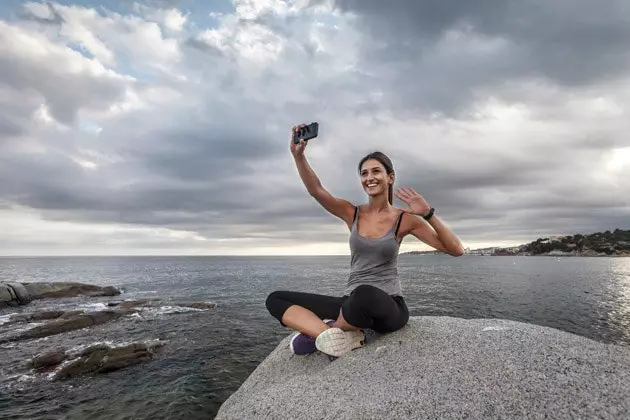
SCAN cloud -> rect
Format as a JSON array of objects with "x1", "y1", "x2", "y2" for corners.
[
  {"x1": 324, "y1": 0, "x2": 630, "y2": 115},
  {"x1": 0, "y1": 0, "x2": 628, "y2": 255}
]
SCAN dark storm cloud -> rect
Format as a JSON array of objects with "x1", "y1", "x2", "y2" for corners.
[
  {"x1": 0, "y1": 87, "x2": 313, "y2": 237},
  {"x1": 0, "y1": 123, "x2": 285, "y2": 214},
  {"x1": 325, "y1": 0, "x2": 630, "y2": 115}
]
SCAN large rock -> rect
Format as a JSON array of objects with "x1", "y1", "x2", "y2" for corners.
[
  {"x1": 0, "y1": 283, "x2": 18, "y2": 307},
  {"x1": 106, "y1": 299, "x2": 216, "y2": 311},
  {"x1": 6, "y1": 282, "x2": 31, "y2": 304},
  {"x1": 21, "y1": 282, "x2": 120, "y2": 299},
  {"x1": 8, "y1": 310, "x2": 66, "y2": 324},
  {"x1": 1, "y1": 310, "x2": 137, "y2": 343},
  {"x1": 27, "y1": 347, "x2": 68, "y2": 370},
  {"x1": 23, "y1": 340, "x2": 167, "y2": 379},
  {"x1": 0, "y1": 282, "x2": 32, "y2": 307},
  {"x1": 216, "y1": 316, "x2": 630, "y2": 420},
  {"x1": 0, "y1": 281, "x2": 120, "y2": 308}
]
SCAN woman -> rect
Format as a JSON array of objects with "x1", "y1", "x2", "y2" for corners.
[{"x1": 266, "y1": 124, "x2": 465, "y2": 358}]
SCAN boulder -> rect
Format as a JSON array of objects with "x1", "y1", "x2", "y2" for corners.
[
  {"x1": 2, "y1": 310, "x2": 132, "y2": 343},
  {"x1": 215, "y1": 316, "x2": 630, "y2": 420},
  {"x1": 21, "y1": 282, "x2": 120, "y2": 299},
  {"x1": 50, "y1": 339, "x2": 167, "y2": 380},
  {"x1": 116, "y1": 299, "x2": 161, "y2": 309},
  {"x1": 178, "y1": 301, "x2": 217, "y2": 310},
  {"x1": 57, "y1": 309, "x2": 88, "y2": 319},
  {"x1": 107, "y1": 298, "x2": 217, "y2": 313},
  {"x1": 27, "y1": 348, "x2": 68, "y2": 370},
  {"x1": 6, "y1": 282, "x2": 31, "y2": 304},
  {"x1": 0, "y1": 281, "x2": 120, "y2": 308},
  {"x1": 105, "y1": 299, "x2": 216, "y2": 311},
  {"x1": 0, "y1": 283, "x2": 16, "y2": 307},
  {"x1": 0, "y1": 283, "x2": 32, "y2": 307},
  {"x1": 9, "y1": 310, "x2": 66, "y2": 324}
]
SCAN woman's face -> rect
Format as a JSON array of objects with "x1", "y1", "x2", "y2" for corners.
[{"x1": 360, "y1": 159, "x2": 392, "y2": 197}]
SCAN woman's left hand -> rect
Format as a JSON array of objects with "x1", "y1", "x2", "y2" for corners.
[{"x1": 394, "y1": 187, "x2": 431, "y2": 217}]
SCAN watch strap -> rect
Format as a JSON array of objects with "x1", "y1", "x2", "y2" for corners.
[{"x1": 422, "y1": 207, "x2": 435, "y2": 220}]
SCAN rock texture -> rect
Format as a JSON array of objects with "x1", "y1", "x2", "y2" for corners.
[
  {"x1": 0, "y1": 283, "x2": 32, "y2": 307},
  {"x1": 0, "y1": 309, "x2": 138, "y2": 343},
  {"x1": 106, "y1": 299, "x2": 216, "y2": 311},
  {"x1": 25, "y1": 340, "x2": 167, "y2": 380},
  {"x1": 216, "y1": 316, "x2": 630, "y2": 420},
  {"x1": 21, "y1": 282, "x2": 120, "y2": 300},
  {"x1": 0, "y1": 281, "x2": 120, "y2": 308}
]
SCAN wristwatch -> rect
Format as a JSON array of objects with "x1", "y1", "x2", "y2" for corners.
[{"x1": 422, "y1": 207, "x2": 435, "y2": 221}]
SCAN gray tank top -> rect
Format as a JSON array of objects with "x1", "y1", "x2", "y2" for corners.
[{"x1": 344, "y1": 206, "x2": 404, "y2": 297}]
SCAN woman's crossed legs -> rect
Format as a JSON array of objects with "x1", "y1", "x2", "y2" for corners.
[{"x1": 265, "y1": 284, "x2": 409, "y2": 356}]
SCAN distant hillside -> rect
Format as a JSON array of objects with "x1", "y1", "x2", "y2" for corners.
[
  {"x1": 494, "y1": 229, "x2": 630, "y2": 257},
  {"x1": 401, "y1": 228, "x2": 630, "y2": 257}
]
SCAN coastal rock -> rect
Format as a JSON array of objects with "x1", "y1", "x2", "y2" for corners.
[
  {"x1": 0, "y1": 281, "x2": 121, "y2": 308},
  {"x1": 108, "y1": 298, "x2": 160, "y2": 308},
  {"x1": 53, "y1": 340, "x2": 167, "y2": 380},
  {"x1": 179, "y1": 301, "x2": 217, "y2": 310},
  {"x1": 216, "y1": 316, "x2": 630, "y2": 420},
  {"x1": 23, "y1": 340, "x2": 167, "y2": 380},
  {"x1": 8, "y1": 310, "x2": 66, "y2": 324},
  {"x1": 2, "y1": 310, "x2": 135, "y2": 343},
  {"x1": 21, "y1": 282, "x2": 120, "y2": 299},
  {"x1": 6, "y1": 282, "x2": 32, "y2": 305},
  {"x1": 0, "y1": 283, "x2": 32, "y2": 307},
  {"x1": 27, "y1": 348, "x2": 68, "y2": 370},
  {"x1": 106, "y1": 299, "x2": 216, "y2": 311},
  {"x1": 0, "y1": 283, "x2": 15, "y2": 306}
]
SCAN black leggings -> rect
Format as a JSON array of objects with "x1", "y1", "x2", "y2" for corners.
[{"x1": 265, "y1": 284, "x2": 409, "y2": 334}]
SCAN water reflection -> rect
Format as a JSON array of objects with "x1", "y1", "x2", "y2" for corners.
[{"x1": 605, "y1": 258, "x2": 630, "y2": 344}]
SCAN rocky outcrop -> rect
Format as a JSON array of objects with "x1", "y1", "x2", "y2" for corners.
[
  {"x1": 0, "y1": 282, "x2": 120, "y2": 308},
  {"x1": 27, "y1": 347, "x2": 68, "y2": 370},
  {"x1": 21, "y1": 282, "x2": 120, "y2": 300},
  {"x1": 0, "y1": 283, "x2": 32, "y2": 307},
  {"x1": 216, "y1": 316, "x2": 630, "y2": 420},
  {"x1": 7, "y1": 310, "x2": 68, "y2": 324},
  {"x1": 2, "y1": 300, "x2": 216, "y2": 343},
  {"x1": 25, "y1": 340, "x2": 167, "y2": 380},
  {"x1": 0, "y1": 309, "x2": 138, "y2": 343},
  {"x1": 106, "y1": 299, "x2": 216, "y2": 311}
]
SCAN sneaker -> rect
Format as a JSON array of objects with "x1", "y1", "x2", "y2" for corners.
[
  {"x1": 289, "y1": 319, "x2": 336, "y2": 355},
  {"x1": 315, "y1": 327, "x2": 365, "y2": 357}
]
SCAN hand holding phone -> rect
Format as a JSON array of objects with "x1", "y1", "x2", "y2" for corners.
[{"x1": 292, "y1": 122, "x2": 319, "y2": 144}]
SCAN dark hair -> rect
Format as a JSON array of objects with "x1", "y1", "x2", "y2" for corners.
[{"x1": 358, "y1": 151, "x2": 395, "y2": 204}]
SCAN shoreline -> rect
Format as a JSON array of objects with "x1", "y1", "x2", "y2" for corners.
[{"x1": 401, "y1": 252, "x2": 630, "y2": 257}]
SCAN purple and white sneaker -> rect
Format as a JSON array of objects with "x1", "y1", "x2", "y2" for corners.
[{"x1": 289, "y1": 319, "x2": 336, "y2": 355}]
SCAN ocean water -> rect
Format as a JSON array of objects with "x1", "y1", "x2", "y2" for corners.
[{"x1": 0, "y1": 255, "x2": 629, "y2": 419}]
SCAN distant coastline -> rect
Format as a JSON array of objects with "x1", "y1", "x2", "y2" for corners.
[{"x1": 402, "y1": 228, "x2": 630, "y2": 257}]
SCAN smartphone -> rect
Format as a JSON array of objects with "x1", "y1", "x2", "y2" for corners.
[{"x1": 293, "y1": 122, "x2": 319, "y2": 144}]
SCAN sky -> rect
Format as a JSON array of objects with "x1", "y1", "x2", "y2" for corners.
[{"x1": 0, "y1": 0, "x2": 629, "y2": 256}]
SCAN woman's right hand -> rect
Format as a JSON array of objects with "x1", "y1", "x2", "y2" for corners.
[{"x1": 290, "y1": 124, "x2": 308, "y2": 158}]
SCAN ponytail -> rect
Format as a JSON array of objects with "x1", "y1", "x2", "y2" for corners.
[{"x1": 388, "y1": 184, "x2": 393, "y2": 205}]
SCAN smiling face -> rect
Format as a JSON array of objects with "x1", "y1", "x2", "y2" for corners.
[{"x1": 360, "y1": 158, "x2": 394, "y2": 198}]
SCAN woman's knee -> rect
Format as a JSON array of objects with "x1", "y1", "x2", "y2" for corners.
[{"x1": 265, "y1": 290, "x2": 288, "y2": 318}]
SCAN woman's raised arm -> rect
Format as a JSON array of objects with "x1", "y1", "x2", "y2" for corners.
[{"x1": 290, "y1": 124, "x2": 355, "y2": 228}]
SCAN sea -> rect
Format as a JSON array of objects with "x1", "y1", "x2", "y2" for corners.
[{"x1": 0, "y1": 255, "x2": 629, "y2": 419}]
